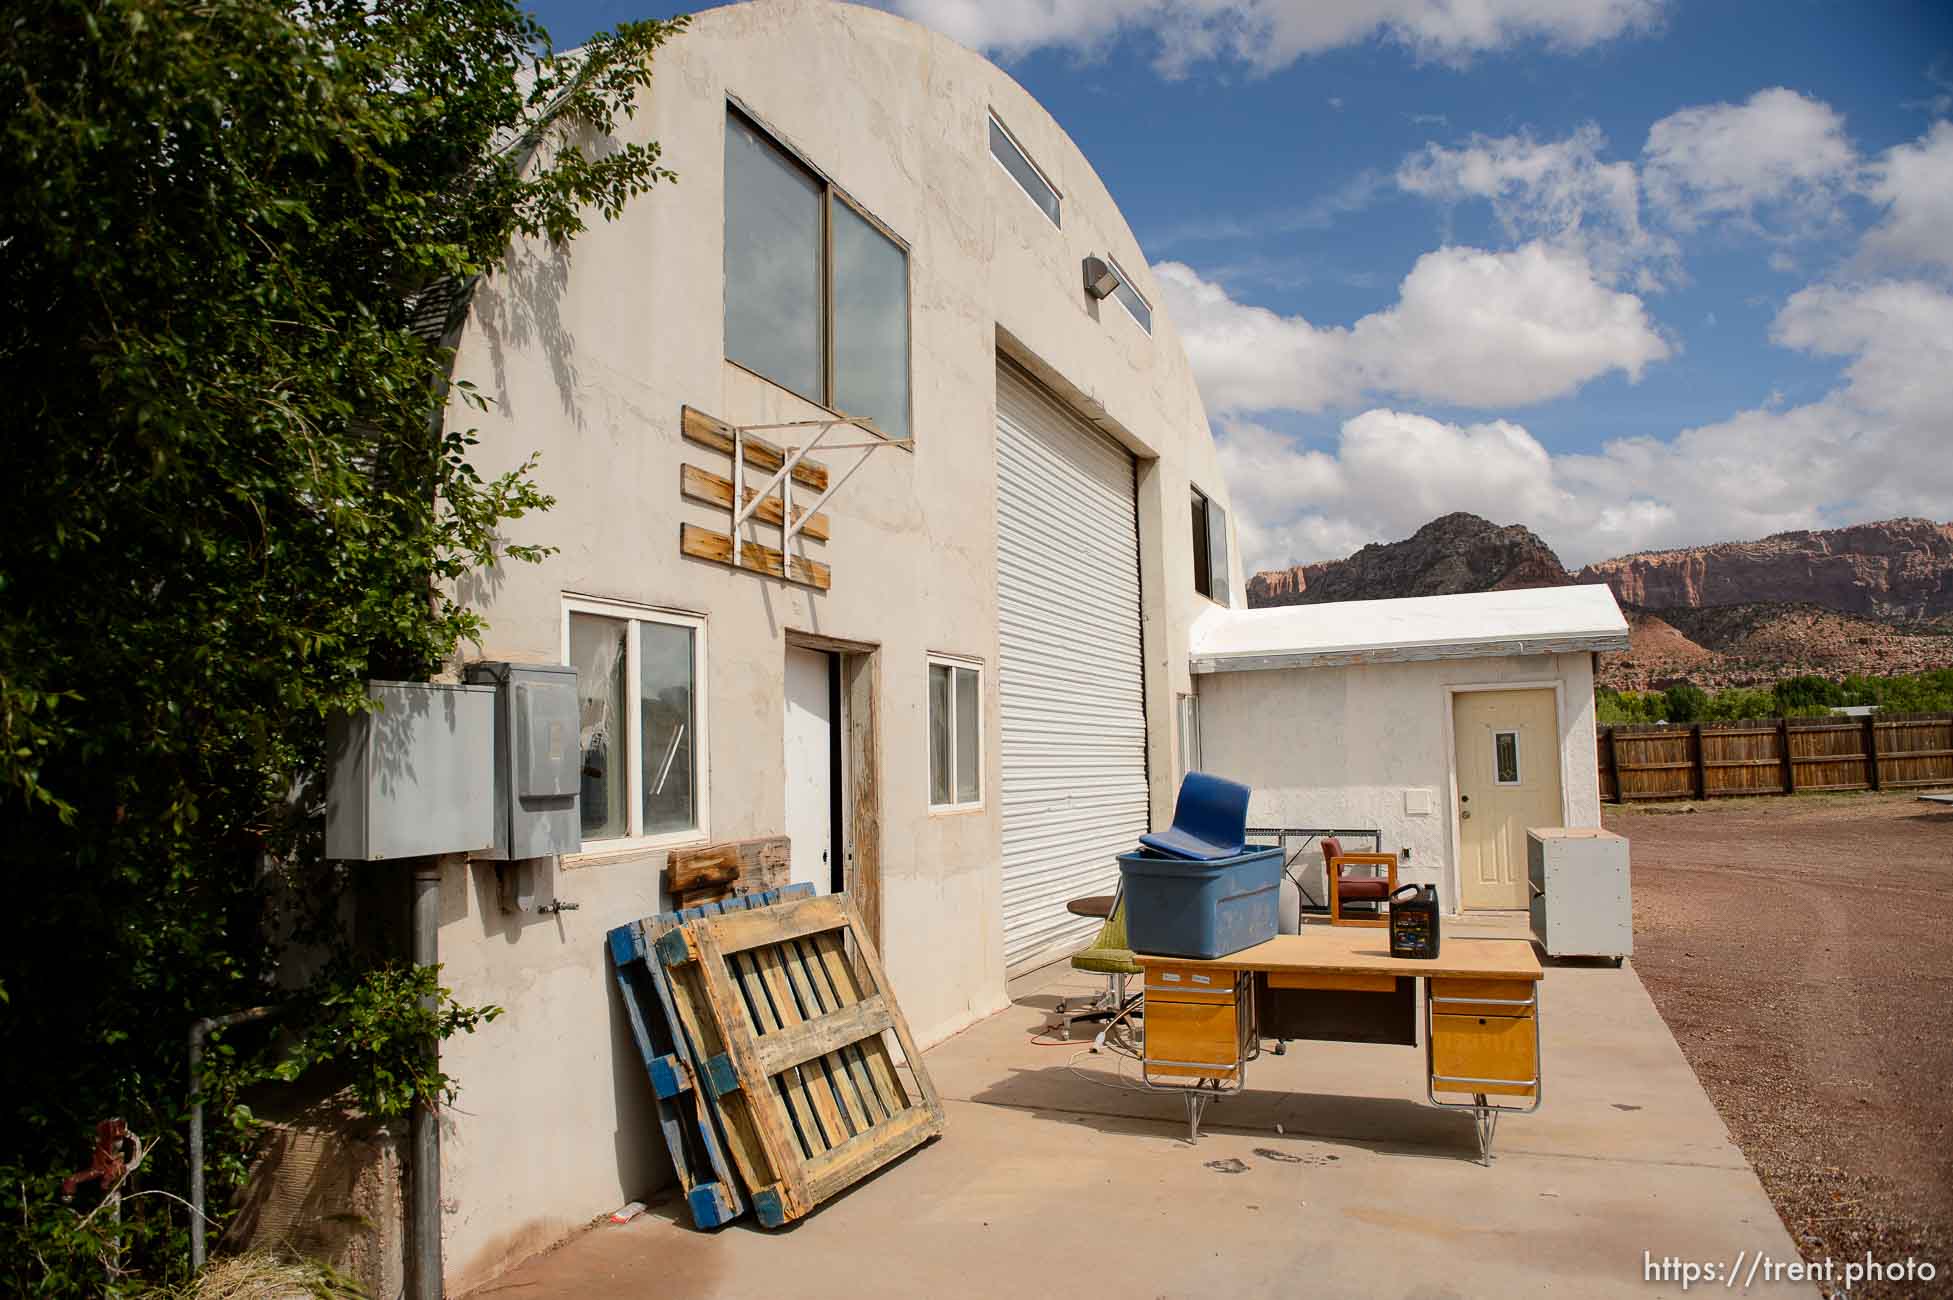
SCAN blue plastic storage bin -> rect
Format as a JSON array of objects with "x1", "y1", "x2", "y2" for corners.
[{"x1": 1118, "y1": 846, "x2": 1282, "y2": 960}]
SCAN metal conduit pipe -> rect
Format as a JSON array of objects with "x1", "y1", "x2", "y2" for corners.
[
  {"x1": 409, "y1": 858, "x2": 443, "y2": 1300},
  {"x1": 188, "y1": 1004, "x2": 283, "y2": 1271}
]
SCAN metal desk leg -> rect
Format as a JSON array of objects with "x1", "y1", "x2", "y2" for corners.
[
  {"x1": 1185, "y1": 1090, "x2": 1211, "y2": 1143},
  {"x1": 1471, "y1": 1096, "x2": 1500, "y2": 1166}
]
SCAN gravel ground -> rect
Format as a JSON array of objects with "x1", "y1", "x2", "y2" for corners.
[{"x1": 1611, "y1": 792, "x2": 1953, "y2": 1298}]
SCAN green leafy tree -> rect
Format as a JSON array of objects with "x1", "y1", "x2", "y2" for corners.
[
  {"x1": 1661, "y1": 683, "x2": 1709, "y2": 723},
  {"x1": 0, "y1": 1, "x2": 684, "y2": 1290},
  {"x1": 1773, "y1": 674, "x2": 1842, "y2": 715}
]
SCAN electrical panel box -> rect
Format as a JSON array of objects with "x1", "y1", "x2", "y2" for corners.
[
  {"x1": 325, "y1": 681, "x2": 496, "y2": 861},
  {"x1": 465, "y1": 661, "x2": 582, "y2": 860}
]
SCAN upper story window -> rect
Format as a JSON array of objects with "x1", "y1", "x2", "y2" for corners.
[
  {"x1": 1191, "y1": 485, "x2": 1230, "y2": 606},
  {"x1": 564, "y1": 596, "x2": 708, "y2": 849},
  {"x1": 723, "y1": 107, "x2": 911, "y2": 440},
  {"x1": 988, "y1": 112, "x2": 1060, "y2": 226},
  {"x1": 1104, "y1": 255, "x2": 1152, "y2": 334}
]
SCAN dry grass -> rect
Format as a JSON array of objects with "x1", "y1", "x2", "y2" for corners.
[{"x1": 143, "y1": 1253, "x2": 366, "y2": 1300}]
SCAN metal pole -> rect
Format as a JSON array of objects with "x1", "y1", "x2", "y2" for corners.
[
  {"x1": 188, "y1": 1004, "x2": 281, "y2": 1271},
  {"x1": 409, "y1": 859, "x2": 443, "y2": 1300}
]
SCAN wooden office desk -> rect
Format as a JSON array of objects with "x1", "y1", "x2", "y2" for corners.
[{"x1": 1135, "y1": 931, "x2": 1542, "y2": 1160}]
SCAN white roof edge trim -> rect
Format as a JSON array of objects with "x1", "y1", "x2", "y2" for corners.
[
  {"x1": 1188, "y1": 584, "x2": 1631, "y2": 674},
  {"x1": 1191, "y1": 630, "x2": 1632, "y2": 674}
]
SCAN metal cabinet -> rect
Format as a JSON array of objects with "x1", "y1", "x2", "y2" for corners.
[{"x1": 1527, "y1": 827, "x2": 1632, "y2": 960}]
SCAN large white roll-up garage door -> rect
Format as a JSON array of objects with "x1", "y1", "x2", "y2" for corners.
[{"x1": 995, "y1": 360, "x2": 1150, "y2": 974}]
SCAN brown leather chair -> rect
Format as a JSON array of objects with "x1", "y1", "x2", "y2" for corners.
[{"x1": 1321, "y1": 836, "x2": 1398, "y2": 928}]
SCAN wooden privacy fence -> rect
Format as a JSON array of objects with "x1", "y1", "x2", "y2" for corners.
[{"x1": 1599, "y1": 712, "x2": 1953, "y2": 802}]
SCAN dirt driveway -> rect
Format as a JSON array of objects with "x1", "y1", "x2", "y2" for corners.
[{"x1": 1611, "y1": 792, "x2": 1953, "y2": 1297}]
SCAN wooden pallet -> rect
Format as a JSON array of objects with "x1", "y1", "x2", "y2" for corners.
[
  {"x1": 608, "y1": 885, "x2": 814, "y2": 1229},
  {"x1": 655, "y1": 892, "x2": 944, "y2": 1226}
]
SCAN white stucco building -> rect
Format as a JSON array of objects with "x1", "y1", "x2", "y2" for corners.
[
  {"x1": 1190, "y1": 585, "x2": 1630, "y2": 914},
  {"x1": 430, "y1": 1, "x2": 1239, "y2": 1287}
]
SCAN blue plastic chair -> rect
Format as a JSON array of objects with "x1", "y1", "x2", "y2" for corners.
[{"x1": 1137, "y1": 771, "x2": 1251, "y2": 861}]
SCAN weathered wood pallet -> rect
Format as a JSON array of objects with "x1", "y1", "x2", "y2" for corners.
[
  {"x1": 655, "y1": 892, "x2": 944, "y2": 1226},
  {"x1": 607, "y1": 885, "x2": 814, "y2": 1229}
]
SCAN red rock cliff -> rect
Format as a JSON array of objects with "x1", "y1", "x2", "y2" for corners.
[{"x1": 1577, "y1": 518, "x2": 1953, "y2": 622}]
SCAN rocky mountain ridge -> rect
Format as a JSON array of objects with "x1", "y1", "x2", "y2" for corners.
[
  {"x1": 1245, "y1": 514, "x2": 1953, "y2": 688},
  {"x1": 1575, "y1": 518, "x2": 1953, "y2": 622},
  {"x1": 1245, "y1": 513, "x2": 1571, "y2": 607}
]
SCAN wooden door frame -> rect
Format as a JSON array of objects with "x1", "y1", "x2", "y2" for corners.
[
  {"x1": 784, "y1": 630, "x2": 883, "y2": 950},
  {"x1": 1442, "y1": 680, "x2": 1571, "y2": 913}
]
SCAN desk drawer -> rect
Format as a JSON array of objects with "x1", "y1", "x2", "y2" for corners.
[
  {"x1": 1268, "y1": 970, "x2": 1396, "y2": 994},
  {"x1": 1429, "y1": 978, "x2": 1537, "y2": 1018},
  {"x1": 1145, "y1": 998, "x2": 1249, "y2": 1079},
  {"x1": 1146, "y1": 964, "x2": 1238, "y2": 1004},
  {"x1": 1430, "y1": 1013, "x2": 1537, "y2": 1098}
]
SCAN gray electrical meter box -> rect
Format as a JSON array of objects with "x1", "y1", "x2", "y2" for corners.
[
  {"x1": 465, "y1": 662, "x2": 582, "y2": 860},
  {"x1": 325, "y1": 681, "x2": 496, "y2": 860}
]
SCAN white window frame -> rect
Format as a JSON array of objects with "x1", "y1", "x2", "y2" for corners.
[
  {"x1": 1493, "y1": 728, "x2": 1521, "y2": 787},
  {"x1": 1177, "y1": 692, "x2": 1202, "y2": 783},
  {"x1": 1104, "y1": 253, "x2": 1153, "y2": 334},
  {"x1": 927, "y1": 653, "x2": 985, "y2": 813},
  {"x1": 561, "y1": 594, "x2": 710, "y2": 852},
  {"x1": 988, "y1": 110, "x2": 1062, "y2": 227}
]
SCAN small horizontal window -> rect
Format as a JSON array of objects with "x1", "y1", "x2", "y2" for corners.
[
  {"x1": 989, "y1": 112, "x2": 1060, "y2": 227},
  {"x1": 1105, "y1": 255, "x2": 1152, "y2": 334}
]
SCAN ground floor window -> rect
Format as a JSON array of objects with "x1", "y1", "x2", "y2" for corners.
[
  {"x1": 928, "y1": 655, "x2": 982, "y2": 811},
  {"x1": 563, "y1": 596, "x2": 708, "y2": 847}
]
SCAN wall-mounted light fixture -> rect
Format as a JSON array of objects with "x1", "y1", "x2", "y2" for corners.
[{"x1": 1082, "y1": 255, "x2": 1120, "y2": 300}]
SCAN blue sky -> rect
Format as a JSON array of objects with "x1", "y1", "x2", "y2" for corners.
[{"x1": 529, "y1": 0, "x2": 1953, "y2": 571}]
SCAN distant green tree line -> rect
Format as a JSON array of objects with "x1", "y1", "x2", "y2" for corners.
[{"x1": 1597, "y1": 669, "x2": 1953, "y2": 725}]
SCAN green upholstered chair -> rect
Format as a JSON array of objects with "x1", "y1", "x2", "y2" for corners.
[{"x1": 1045, "y1": 893, "x2": 1145, "y2": 1043}]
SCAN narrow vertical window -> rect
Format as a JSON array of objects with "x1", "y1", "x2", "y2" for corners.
[
  {"x1": 831, "y1": 197, "x2": 911, "y2": 439},
  {"x1": 1494, "y1": 731, "x2": 1521, "y2": 785},
  {"x1": 1191, "y1": 487, "x2": 1213, "y2": 599},
  {"x1": 1177, "y1": 693, "x2": 1202, "y2": 783},
  {"x1": 1192, "y1": 486, "x2": 1228, "y2": 604},
  {"x1": 724, "y1": 114, "x2": 824, "y2": 403},
  {"x1": 928, "y1": 656, "x2": 983, "y2": 810},
  {"x1": 570, "y1": 614, "x2": 630, "y2": 841}
]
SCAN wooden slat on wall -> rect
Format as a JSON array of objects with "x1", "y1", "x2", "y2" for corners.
[
  {"x1": 682, "y1": 406, "x2": 830, "y2": 492},
  {"x1": 680, "y1": 464, "x2": 831, "y2": 541},
  {"x1": 680, "y1": 523, "x2": 832, "y2": 591},
  {"x1": 1599, "y1": 712, "x2": 1953, "y2": 802}
]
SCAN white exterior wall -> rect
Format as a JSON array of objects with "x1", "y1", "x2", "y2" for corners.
[
  {"x1": 427, "y1": 2, "x2": 1237, "y2": 1288},
  {"x1": 1194, "y1": 653, "x2": 1601, "y2": 908}
]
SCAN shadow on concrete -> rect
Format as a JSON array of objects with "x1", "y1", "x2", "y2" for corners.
[{"x1": 964, "y1": 1063, "x2": 1488, "y2": 1163}]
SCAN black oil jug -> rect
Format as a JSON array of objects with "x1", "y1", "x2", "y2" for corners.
[{"x1": 1388, "y1": 883, "x2": 1440, "y2": 960}]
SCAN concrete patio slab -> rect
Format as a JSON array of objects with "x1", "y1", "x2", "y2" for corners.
[{"x1": 470, "y1": 943, "x2": 1812, "y2": 1298}]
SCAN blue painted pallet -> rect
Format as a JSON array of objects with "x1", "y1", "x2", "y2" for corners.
[{"x1": 607, "y1": 884, "x2": 814, "y2": 1229}]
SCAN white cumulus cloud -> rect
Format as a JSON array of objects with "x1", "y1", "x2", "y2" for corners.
[
  {"x1": 1642, "y1": 87, "x2": 1859, "y2": 234},
  {"x1": 1860, "y1": 120, "x2": 1953, "y2": 273},
  {"x1": 1396, "y1": 125, "x2": 1681, "y2": 289},
  {"x1": 1225, "y1": 278, "x2": 1953, "y2": 574},
  {"x1": 1156, "y1": 244, "x2": 1671, "y2": 416},
  {"x1": 878, "y1": 0, "x2": 1664, "y2": 75}
]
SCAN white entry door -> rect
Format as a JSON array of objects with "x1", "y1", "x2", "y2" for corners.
[
  {"x1": 1454, "y1": 689, "x2": 1563, "y2": 910},
  {"x1": 785, "y1": 646, "x2": 836, "y2": 894}
]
